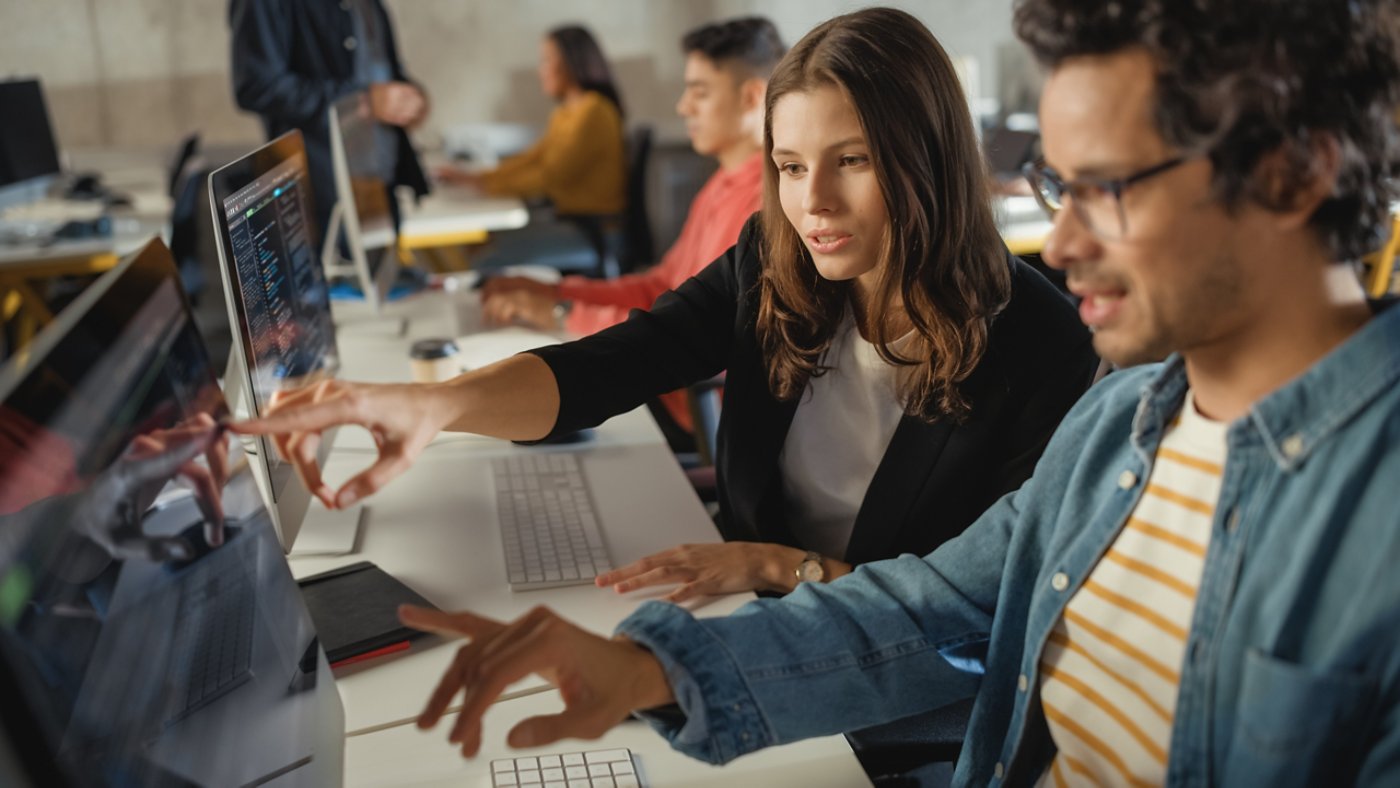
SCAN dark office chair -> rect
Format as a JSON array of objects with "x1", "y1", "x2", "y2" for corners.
[
  {"x1": 617, "y1": 124, "x2": 655, "y2": 274},
  {"x1": 166, "y1": 134, "x2": 206, "y2": 302},
  {"x1": 558, "y1": 124, "x2": 655, "y2": 279},
  {"x1": 846, "y1": 699, "x2": 973, "y2": 787}
]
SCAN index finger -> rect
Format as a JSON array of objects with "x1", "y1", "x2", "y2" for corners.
[{"x1": 231, "y1": 395, "x2": 359, "y2": 437}]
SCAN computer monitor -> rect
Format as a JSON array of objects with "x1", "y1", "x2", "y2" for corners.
[
  {"x1": 207, "y1": 131, "x2": 359, "y2": 553},
  {"x1": 0, "y1": 238, "x2": 343, "y2": 786},
  {"x1": 325, "y1": 91, "x2": 402, "y2": 313},
  {"x1": 0, "y1": 78, "x2": 62, "y2": 211}
]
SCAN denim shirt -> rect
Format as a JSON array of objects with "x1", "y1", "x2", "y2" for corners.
[{"x1": 616, "y1": 300, "x2": 1400, "y2": 787}]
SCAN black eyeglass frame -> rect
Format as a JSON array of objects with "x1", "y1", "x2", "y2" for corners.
[{"x1": 1022, "y1": 155, "x2": 1191, "y2": 240}]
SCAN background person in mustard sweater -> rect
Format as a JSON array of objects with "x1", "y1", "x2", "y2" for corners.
[{"x1": 438, "y1": 25, "x2": 626, "y2": 273}]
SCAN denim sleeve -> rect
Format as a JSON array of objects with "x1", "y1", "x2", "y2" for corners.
[{"x1": 615, "y1": 487, "x2": 1023, "y2": 764}]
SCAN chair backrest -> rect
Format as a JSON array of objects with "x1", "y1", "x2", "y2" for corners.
[
  {"x1": 166, "y1": 133, "x2": 201, "y2": 199},
  {"x1": 168, "y1": 138, "x2": 208, "y2": 300},
  {"x1": 619, "y1": 125, "x2": 654, "y2": 274},
  {"x1": 1363, "y1": 212, "x2": 1400, "y2": 297}
]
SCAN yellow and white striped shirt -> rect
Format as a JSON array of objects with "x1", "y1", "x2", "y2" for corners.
[{"x1": 1037, "y1": 391, "x2": 1227, "y2": 787}]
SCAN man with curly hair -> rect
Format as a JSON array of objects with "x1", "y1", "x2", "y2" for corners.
[{"x1": 268, "y1": 2, "x2": 1400, "y2": 784}]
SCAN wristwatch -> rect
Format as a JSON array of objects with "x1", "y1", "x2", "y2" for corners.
[
  {"x1": 552, "y1": 300, "x2": 573, "y2": 330},
  {"x1": 794, "y1": 551, "x2": 826, "y2": 584}
]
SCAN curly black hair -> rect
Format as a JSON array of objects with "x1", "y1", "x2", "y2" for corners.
[
  {"x1": 1014, "y1": 0, "x2": 1400, "y2": 260},
  {"x1": 681, "y1": 17, "x2": 787, "y2": 80}
]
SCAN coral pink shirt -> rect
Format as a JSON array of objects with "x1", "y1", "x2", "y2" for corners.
[
  {"x1": 557, "y1": 151, "x2": 763, "y2": 432},
  {"x1": 559, "y1": 151, "x2": 764, "y2": 335}
]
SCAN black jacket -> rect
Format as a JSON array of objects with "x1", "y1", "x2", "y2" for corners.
[
  {"x1": 228, "y1": 0, "x2": 429, "y2": 234},
  {"x1": 531, "y1": 218, "x2": 1098, "y2": 563}
]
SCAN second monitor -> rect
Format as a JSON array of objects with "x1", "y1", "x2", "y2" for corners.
[{"x1": 324, "y1": 91, "x2": 404, "y2": 315}]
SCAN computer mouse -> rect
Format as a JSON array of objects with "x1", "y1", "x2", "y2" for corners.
[{"x1": 104, "y1": 193, "x2": 133, "y2": 208}]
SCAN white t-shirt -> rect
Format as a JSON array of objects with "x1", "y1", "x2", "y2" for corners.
[{"x1": 778, "y1": 312, "x2": 909, "y2": 559}]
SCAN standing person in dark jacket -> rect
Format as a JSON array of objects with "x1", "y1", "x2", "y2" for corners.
[{"x1": 228, "y1": 0, "x2": 431, "y2": 236}]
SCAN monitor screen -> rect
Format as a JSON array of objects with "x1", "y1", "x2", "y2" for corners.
[
  {"x1": 0, "y1": 239, "x2": 343, "y2": 786},
  {"x1": 208, "y1": 132, "x2": 339, "y2": 529},
  {"x1": 0, "y1": 79, "x2": 62, "y2": 209}
]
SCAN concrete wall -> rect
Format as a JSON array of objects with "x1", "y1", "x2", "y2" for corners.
[{"x1": 0, "y1": 0, "x2": 1019, "y2": 153}]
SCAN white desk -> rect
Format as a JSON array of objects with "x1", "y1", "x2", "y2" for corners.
[
  {"x1": 401, "y1": 185, "x2": 529, "y2": 243},
  {"x1": 344, "y1": 690, "x2": 873, "y2": 788},
  {"x1": 297, "y1": 295, "x2": 753, "y2": 737},
  {"x1": 308, "y1": 287, "x2": 869, "y2": 786}
]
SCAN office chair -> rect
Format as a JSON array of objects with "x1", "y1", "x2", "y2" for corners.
[
  {"x1": 846, "y1": 699, "x2": 973, "y2": 787},
  {"x1": 558, "y1": 124, "x2": 655, "y2": 279},
  {"x1": 167, "y1": 134, "x2": 206, "y2": 302},
  {"x1": 618, "y1": 125, "x2": 655, "y2": 274},
  {"x1": 680, "y1": 373, "x2": 724, "y2": 505},
  {"x1": 1363, "y1": 212, "x2": 1400, "y2": 297}
]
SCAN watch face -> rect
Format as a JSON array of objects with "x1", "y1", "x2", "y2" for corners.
[{"x1": 798, "y1": 560, "x2": 824, "y2": 583}]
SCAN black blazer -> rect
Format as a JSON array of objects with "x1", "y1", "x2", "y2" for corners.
[
  {"x1": 532, "y1": 218, "x2": 1098, "y2": 564},
  {"x1": 228, "y1": 0, "x2": 430, "y2": 234}
]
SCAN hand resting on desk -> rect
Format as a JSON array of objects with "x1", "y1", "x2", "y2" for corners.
[
  {"x1": 398, "y1": 604, "x2": 674, "y2": 758},
  {"x1": 596, "y1": 542, "x2": 854, "y2": 602}
]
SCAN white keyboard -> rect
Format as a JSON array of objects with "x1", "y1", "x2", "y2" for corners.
[
  {"x1": 490, "y1": 748, "x2": 642, "y2": 787},
  {"x1": 493, "y1": 453, "x2": 614, "y2": 591}
]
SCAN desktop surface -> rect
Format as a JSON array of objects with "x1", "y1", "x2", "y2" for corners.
[{"x1": 344, "y1": 689, "x2": 873, "y2": 788}]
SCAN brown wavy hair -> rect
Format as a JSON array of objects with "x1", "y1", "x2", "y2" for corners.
[{"x1": 756, "y1": 8, "x2": 1011, "y2": 422}]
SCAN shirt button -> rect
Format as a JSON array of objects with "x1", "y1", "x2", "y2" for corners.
[
  {"x1": 994, "y1": 761, "x2": 1005, "y2": 779},
  {"x1": 1117, "y1": 469, "x2": 1138, "y2": 489},
  {"x1": 1226, "y1": 509, "x2": 1241, "y2": 533},
  {"x1": 1051, "y1": 572, "x2": 1069, "y2": 592},
  {"x1": 1282, "y1": 433, "x2": 1305, "y2": 459},
  {"x1": 1017, "y1": 673, "x2": 1029, "y2": 692},
  {"x1": 343, "y1": 36, "x2": 358, "y2": 51}
]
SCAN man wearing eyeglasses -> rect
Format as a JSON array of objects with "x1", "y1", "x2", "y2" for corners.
[{"x1": 356, "y1": 1, "x2": 1400, "y2": 784}]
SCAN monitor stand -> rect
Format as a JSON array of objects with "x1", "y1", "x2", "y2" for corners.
[
  {"x1": 288, "y1": 501, "x2": 364, "y2": 557},
  {"x1": 223, "y1": 360, "x2": 365, "y2": 558}
]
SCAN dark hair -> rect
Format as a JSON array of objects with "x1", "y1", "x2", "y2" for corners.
[
  {"x1": 1014, "y1": 0, "x2": 1400, "y2": 261},
  {"x1": 681, "y1": 17, "x2": 787, "y2": 80},
  {"x1": 756, "y1": 8, "x2": 1010, "y2": 421},
  {"x1": 548, "y1": 25, "x2": 626, "y2": 117}
]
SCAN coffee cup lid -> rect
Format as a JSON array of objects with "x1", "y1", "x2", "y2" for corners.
[{"x1": 410, "y1": 338, "x2": 459, "y2": 360}]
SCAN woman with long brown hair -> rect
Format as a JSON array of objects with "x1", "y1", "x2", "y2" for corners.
[{"x1": 240, "y1": 8, "x2": 1095, "y2": 598}]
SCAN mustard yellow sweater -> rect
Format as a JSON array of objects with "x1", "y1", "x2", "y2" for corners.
[{"x1": 481, "y1": 91, "x2": 626, "y2": 215}]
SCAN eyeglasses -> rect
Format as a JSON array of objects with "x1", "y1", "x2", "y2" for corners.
[{"x1": 1022, "y1": 156, "x2": 1190, "y2": 241}]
